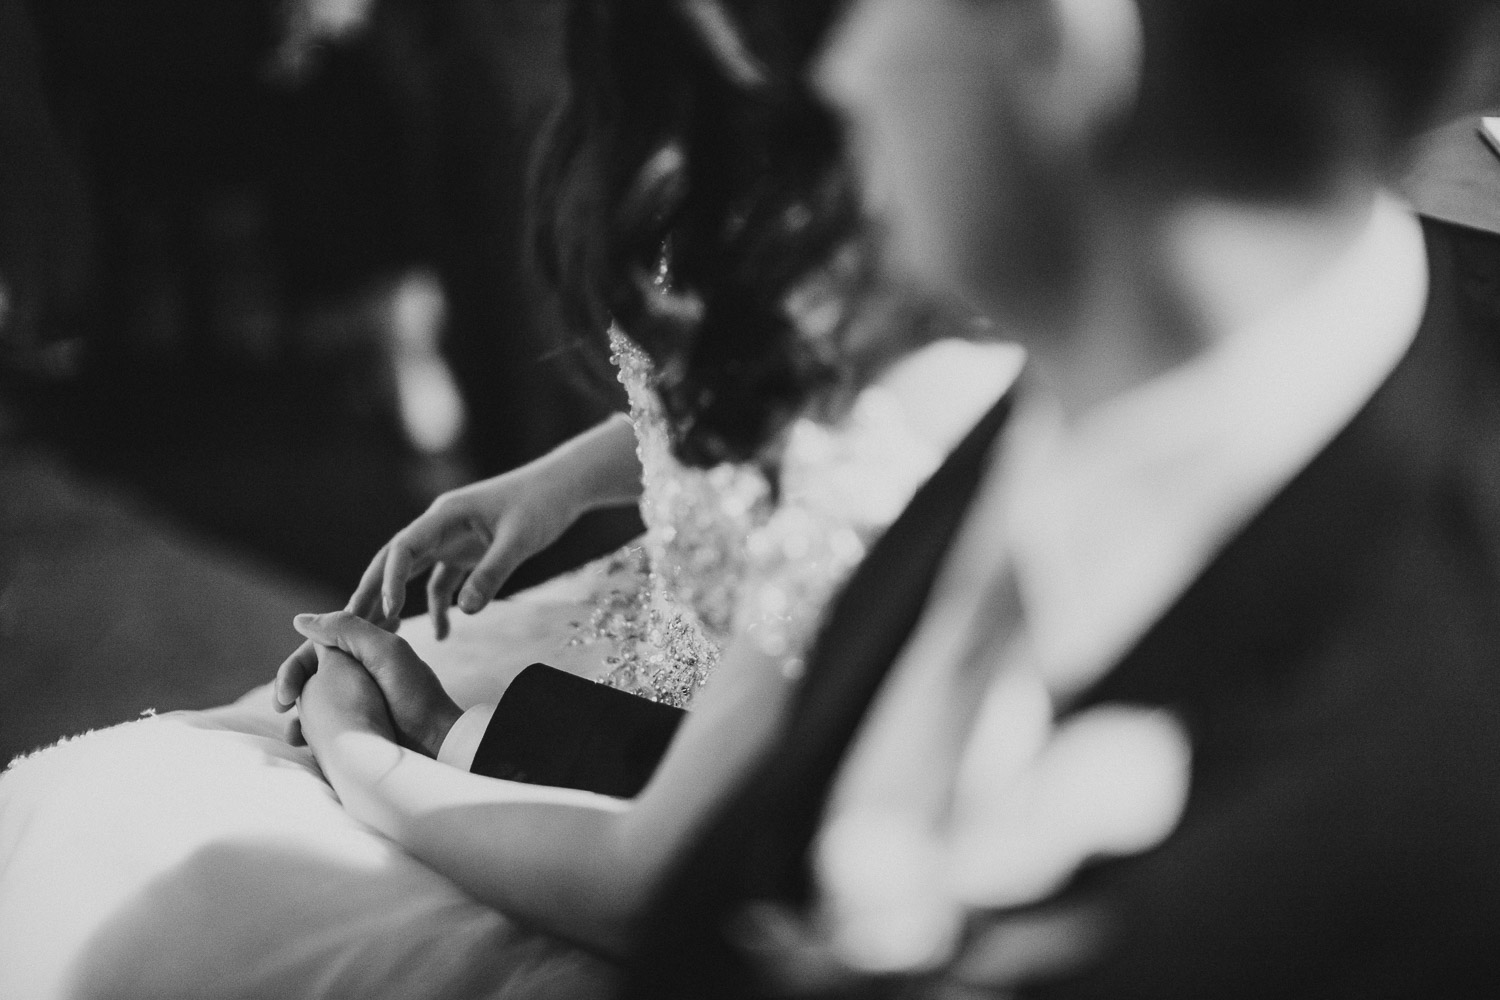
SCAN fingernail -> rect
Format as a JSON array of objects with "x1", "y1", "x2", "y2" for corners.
[
  {"x1": 294, "y1": 613, "x2": 315, "y2": 625},
  {"x1": 383, "y1": 594, "x2": 394, "y2": 618},
  {"x1": 458, "y1": 590, "x2": 480, "y2": 614}
]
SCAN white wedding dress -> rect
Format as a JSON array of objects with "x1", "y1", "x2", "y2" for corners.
[{"x1": 0, "y1": 334, "x2": 1018, "y2": 1000}]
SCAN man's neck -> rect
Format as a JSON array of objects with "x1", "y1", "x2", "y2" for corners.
[{"x1": 1018, "y1": 183, "x2": 1384, "y2": 421}]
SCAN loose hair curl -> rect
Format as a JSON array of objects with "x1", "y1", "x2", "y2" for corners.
[{"x1": 532, "y1": 0, "x2": 862, "y2": 467}]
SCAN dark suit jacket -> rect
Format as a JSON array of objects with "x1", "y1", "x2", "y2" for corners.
[
  {"x1": 616, "y1": 218, "x2": 1500, "y2": 999},
  {"x1": 1022, "y1": 218, "x2": 1500, "y2": 1000},
  {"x1": 468, "y1": 369, "x2": 1013, "y2": 806},
  {"x1": 468, "y1": 662, "x2": 685, "y2": 798},
  {"x1": 480, "y1": 218, "x2": 1500, "y2": 998},
  {"x1": 468, "y1": 377, "x2": 1014, "y2": 800}
]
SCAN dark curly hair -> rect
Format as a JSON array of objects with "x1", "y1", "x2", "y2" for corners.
[{"x1": 531, "y1": 0, "x2": 863, "y2": 468}]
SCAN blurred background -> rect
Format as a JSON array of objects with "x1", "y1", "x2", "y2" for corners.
[
  {"x1": 0, "y1": 0, "x2": 640, "y2": 763},
  {"x1": 3, "y1": 0, "x2": 1500, "y2": 766}
]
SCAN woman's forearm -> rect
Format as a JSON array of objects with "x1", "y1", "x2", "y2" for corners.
[
  {"x1": 316, "y1": 631, "x2": 793, "y2": 957},
  {"x1": 540, "y1": 413, "x2": 643, "y2": 515},
  {"x1": 318, "y1": 729, "x2": 646, "y2": 956}
]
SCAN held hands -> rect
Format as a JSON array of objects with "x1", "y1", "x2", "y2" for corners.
[
  {"x1": 295, "y1": 643, "x2": 398, "y2": 752},
  {"x1": 284, "y1": 611, "x2": 463, "y2": 759},
  {"x1": 276, "y1": 414, "x2": 639, "y2": 737},
  {"x1": 274, "y1": 458, "x2": 585, "y2": 716}
]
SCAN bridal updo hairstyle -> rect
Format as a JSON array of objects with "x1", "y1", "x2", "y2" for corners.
[{"x1": 532, "y1": 0, "x2": 859, "y2": 468}]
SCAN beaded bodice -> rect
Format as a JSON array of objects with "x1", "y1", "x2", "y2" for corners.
[
  {"x1": 581, "y1": 329, "x2": 776, "y2": 707},
  {"x1": 575, "y1": 328, "x2": 1009, "y2": 710}
]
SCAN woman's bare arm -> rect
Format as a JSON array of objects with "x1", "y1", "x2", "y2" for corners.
[{"x1": 305, "y1": 630, "x2": 795, "y2": 957}]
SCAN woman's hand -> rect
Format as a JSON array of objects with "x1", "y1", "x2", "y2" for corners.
[
  {"x1": 351, "y1": 465, "x2": 580, "y2": 638},
  {"x1": 274, "y1": 414, "x2": 641, "y2": 715},
  {"x1": 355, "y1": 412, "x2": 642, "y2": 637},
  {"x1": 271, "y1": 466, "x2": 561, "y2": 715}
]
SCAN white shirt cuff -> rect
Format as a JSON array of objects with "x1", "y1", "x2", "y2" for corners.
[{"x1": 436, "y1": 703, "x2": 498, "y2": 770}]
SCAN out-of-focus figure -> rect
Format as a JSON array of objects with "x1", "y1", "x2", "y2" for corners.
[{"x1": 619, "y1": 1, "x2": 1500, "y2": 997}]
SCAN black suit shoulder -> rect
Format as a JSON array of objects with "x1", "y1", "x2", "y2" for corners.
[{"x1": 1032, "y1": 218, "x2": 1500, "y2": 1000}]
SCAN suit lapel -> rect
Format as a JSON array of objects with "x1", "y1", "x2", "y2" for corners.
[
  {"x1": 747, "y1": 385, "x2": 1018, "y2": 896},
  {"x1": 790, "y1": 386, "x2": 1017, "y2": 749},
  {"x1": 628, "y1": 220, "x2": 1500, "y2": 999},
  {"x1": 623, "y1": 387, "x2": 1017, "y2": 999}
]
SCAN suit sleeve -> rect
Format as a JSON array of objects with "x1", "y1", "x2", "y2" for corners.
[{"x1": 469, "y1": 663, "x2": 687, "y2": 798}]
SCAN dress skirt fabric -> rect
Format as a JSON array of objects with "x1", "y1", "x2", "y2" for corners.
[{"x1": 0, "y1": 566, "x2": 632, "y2": 1000}]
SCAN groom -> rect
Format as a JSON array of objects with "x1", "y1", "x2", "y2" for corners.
[{"x1": 290, "y1": 0, "x2": 1500, "y2": 996}]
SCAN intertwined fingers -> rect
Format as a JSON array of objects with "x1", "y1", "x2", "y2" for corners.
[{"x1": 293, "y1": 610, "x2": 406, "y2": 667}]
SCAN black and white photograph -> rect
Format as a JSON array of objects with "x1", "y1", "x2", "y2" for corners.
[{"x1": 4, "y1": 1, "x2": 1500, "y2": 997}]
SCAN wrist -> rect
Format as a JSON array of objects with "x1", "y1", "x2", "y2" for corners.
[
  {"x1": 414, "y1": 698, "x2": 465, "y2": 759},
  {"x1": 541, "y1": 414, "x2": 641, "y2": 514},
  {"x1": 321, "y1": 729, "x2": 404, "y2": 813},
  {"x1": 528, "y1": 447, "x2": 595, "y2": 523}
]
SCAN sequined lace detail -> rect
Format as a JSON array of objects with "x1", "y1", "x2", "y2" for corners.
[
  {"x1": 735, "y1": 384, "x2": 950, "y2": 673},
  {"x1": 565, "y1": 545, "x2": 722, "y2": 709},
  {"x1": 573, "y1": 328, "x2": 963, "y2": 709},
  {"x1": 573, "y1": 329, "x2": 774, "y2": 708}
]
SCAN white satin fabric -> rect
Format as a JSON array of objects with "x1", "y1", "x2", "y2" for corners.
[{"x1": 0, "y1": 581, "x2": 624, "y2": 1000}]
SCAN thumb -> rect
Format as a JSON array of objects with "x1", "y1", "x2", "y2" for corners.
[{"x1": 294, "y1": 610, "x2": 402, "y2": 668}]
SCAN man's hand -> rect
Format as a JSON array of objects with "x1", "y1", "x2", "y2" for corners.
[
  {"x1": 285, "y1": 611, "x2": 464, "y2": 758},
  {"x1": 946, "y1": 903, "x2": 1109, "y2": 993},
  {"x1": 274, "y1": 613, "x2": 399, "y2": 717},
  {"x1": 731, "y1": 899, "x2": 1107, "y2": 997},
  {"x1": 297, "y1": 644, "x2": 397, "y2": 753}
]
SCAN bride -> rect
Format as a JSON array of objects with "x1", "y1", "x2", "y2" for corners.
[{"x1": 0, "y1": 2, "x2": 1014, "y2": 997}]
